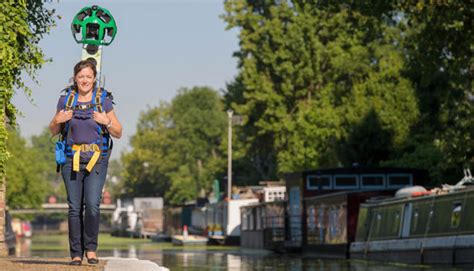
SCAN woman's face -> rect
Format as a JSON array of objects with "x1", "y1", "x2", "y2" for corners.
[{"x1": 75, "y1": 67, "x2": 95, "y2": 93}]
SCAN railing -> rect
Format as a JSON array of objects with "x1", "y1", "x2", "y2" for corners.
[{"x1": 286, "y1": 214, "x2": 303, "y2": 247}]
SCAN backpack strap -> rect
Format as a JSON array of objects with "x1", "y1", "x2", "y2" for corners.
[
  {"x1": 99, "y1": 88, "x2": 112, "y2": 156},
  {"x1": 94, "y1": 87, "x2": 104, "y2": 113},
  {"x1": 58, "y1": 87, "x2": 77, "y2": 171},
  {"x1": 91, "y1": 87, "x2": 104, "y2": 135},
  {"x1": 92, "y1": 87, "x2": 113, "y2": 158},
  {"x1": 62, "y1": 87, "x2": 78, "y2": 140},
  {"x1": 64, "y1": 87, "x2": 78, "y2": 110}
]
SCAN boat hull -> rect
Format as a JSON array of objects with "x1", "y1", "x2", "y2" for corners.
[
  {"x1": 171, "y1": 235, "x2": 208, "y2": 246},
  {"x1": 351, "y1": 234, "x2": 474, "y2": 264}
]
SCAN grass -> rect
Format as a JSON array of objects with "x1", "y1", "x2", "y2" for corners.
[{"x1": 30, "y1": 233, "x2": 240, "y2": 252}]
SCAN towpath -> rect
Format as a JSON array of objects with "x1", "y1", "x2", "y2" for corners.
[{"x1": 0, "y1": 257, "x2": 169, "y2": 271}]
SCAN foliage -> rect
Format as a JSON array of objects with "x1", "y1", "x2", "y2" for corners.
[
  {"x1": 222, "y1": 1, "x2": 419, "y2": 179},
  {"x1": 121, "y1": 87, "x2": 227, "y2": 204},
  {"x1": 6, "y1": 129, "x2": 51, "y2": 209},
  {"x1": 0, "y1": 0, "x2": 55, "y2": 179},
  {"x1": 356, "y1": 1, "x2": 474, "y2": 182},
  {"x1": 107, "y1": 159, "x2": 124, "y2": 200},
  {"x1": 30, "y1": 127, "x2": 67, "y2": 202},
  {"x1": 397, "y1": 2, "x2": 473, "y2": 179},
  {"x1": 221, "y1": 1, "x2": 474, "y2": 184}
]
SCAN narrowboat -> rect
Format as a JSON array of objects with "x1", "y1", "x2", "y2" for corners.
[
  {"x1": 206, "y1": 198, "x2": 259, "y2": 245},
  {"x1": 240, "y1": 200, "x2": 286, "y2": 250},
  {"x1": 283, "y1": 167, "x2": 429, "y2": 252},
  {"x1": 351, "y1": 172, "x2": 474, "y2": 265},
  {"x1": 304, "y1": 190, "x2": 393, "y2": 258}
]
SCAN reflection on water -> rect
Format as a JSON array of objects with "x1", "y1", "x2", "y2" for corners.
[{"x1": 16, "y1": 236, "x2": 471, "y2": 271}]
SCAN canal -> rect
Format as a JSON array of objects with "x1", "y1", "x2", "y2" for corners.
[{"x1": 15, "y1": 234, "x2": 470, "y2": 270}]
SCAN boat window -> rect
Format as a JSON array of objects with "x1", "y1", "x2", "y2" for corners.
[
  {"x1": 393, "y1": 211, "x2": 400, "y2": 234},
  {"x1": 334, "y1": 175, "x2": 358, "y2": 189},
  {"x1": 375, "y1": 213, "x2": 382, "y2": 235},
  {"x1": 410, "y1": 208, "x2": 419, "y2": 232},
  {"x1": 307, "y1": 175, "x2": 332, "y2": 190},
  {"x1": 388, "y1": 174, "x2": 413, "y2": 187},
  {"x1": 307, "y1": 206, "x2": 316, "y2": 231},
  {"x1": 361, "y1": 175, "x2": 385, "y2": 188},
  {"x1": 256, "y1": 207, "x2": 262, "y2": 230},
  {"x1": 242, "y1": 209, "x2": 249, "y2": 231},
  {"x1": 249, "y1": 209, "x2": 255, "y2": 230},
  {"x1": 451, "y1": 202, "x2": 462, "y2": 229}
]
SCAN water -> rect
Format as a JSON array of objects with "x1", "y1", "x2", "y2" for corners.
[{"x1": 15, "y1": 235, "x2": 472, "y2": 271}]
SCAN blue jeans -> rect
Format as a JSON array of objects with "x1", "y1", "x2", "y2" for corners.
[{"x1": 62, "y1": 158, "x2": 108, "y2": 259}]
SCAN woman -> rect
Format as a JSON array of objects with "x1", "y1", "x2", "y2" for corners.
[{"x1": 49, "y1": 59, "x2": 122, "y2": 265}]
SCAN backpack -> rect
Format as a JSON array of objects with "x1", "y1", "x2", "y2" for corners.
[{"x1": 55, "y1": 86, "x2": 113, "y2": 172}]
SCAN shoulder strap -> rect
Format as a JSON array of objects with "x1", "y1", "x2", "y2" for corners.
[
  {"x1": 101, "y1": 89, "x2": 108, "y2": 107},
  {"x1": 64, "y1": 87, "x2": 78, "y2": 110},
  {"x1": 62, "y1": 87, "x2": 78, "y2": 141},
  {"x1": 94, "y1": 87, "x2": 104, "y2": 113},
  {"x1": 92, "y1": 87, "x2": 110, "y2": 136}
]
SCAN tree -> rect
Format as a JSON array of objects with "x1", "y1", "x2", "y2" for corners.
[
  {"x1": 0, "y1": 0, "x2": 54, "y2": 255},
  {"x1": 30, "y1": 127, "x2": 67, "y2": 202},
  {"x1": 6, "y1": 129, "x2": 51, "y2": 209},
  {"x1": 352, "y1": 2, "x2": 473, "y2": 183},
  {"x1": 395, "y1": 2, "x2": 473, "y2": 181},
  {"x1": 222, "y1": 1, "x2": 419, "y2": 178},
  {"x1": 120, "y1": 103, "x2": 173, "y2": 198},
  {"x1": 0, "y1": 0, "x2": 55, "y2": 177},
  {"x1": 107, "y1": 159, "x2": 125, "y2": 201},
  {"x1": 121, "y1": 87, "x2": 227, "y2": 204}
]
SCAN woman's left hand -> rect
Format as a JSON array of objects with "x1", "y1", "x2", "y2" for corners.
[{"x1": 93, "y1": 111, "x2": 110, "y2": 126}]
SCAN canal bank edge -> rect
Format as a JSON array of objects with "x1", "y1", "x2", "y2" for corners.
[
  {"x1": 0, "y1": 257, "x2": 168, "y2": 271},
  {"x1": 103, "y1": 257, "x2": 169, "y2": 271}
]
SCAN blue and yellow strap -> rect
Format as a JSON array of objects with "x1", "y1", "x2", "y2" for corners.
[{"x1": 71, "y1": 144, "x2": 101, "y2": 172}]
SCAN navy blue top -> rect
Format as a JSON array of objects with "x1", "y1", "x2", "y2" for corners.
[{"x1": 57, "y1": 94, "x2": 113, "y2": 161}]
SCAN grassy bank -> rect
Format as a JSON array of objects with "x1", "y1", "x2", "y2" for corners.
[{"x1": 30, "y1": 233, "x2": 239, "y2": 252}]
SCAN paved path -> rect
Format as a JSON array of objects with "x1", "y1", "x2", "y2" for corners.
[
  {"x1": 103, "y1": 257, "x2": 169, "y2": 271},
  {"x1": 0, "y1": 257, "x2": 169, "y2": 271}
]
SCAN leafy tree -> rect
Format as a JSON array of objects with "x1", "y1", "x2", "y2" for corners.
[
  {"x1": 121, "y1": 87, "x2": 227, "y2": 204},
  {"x1": 353, "y1": 2, "x2": 473, "y2": 183},
  {"x1": 395, "y1": 2, "x2": 473, "y2": 180},
  {"x1": 6, "y1": 129, "x2": 50, "y2": 209},
  {"x1": 30, "y1": 127, "x2": 67, "y2": 202},
  {"x1": 0, "y1": 0, "x2": 54, "y2": 254},
  {"x1": 107, "y1": 159, "x2": 124, "y2": 201},
  {"x1": 0, "y1": 0, "x2": 55, "y2": 177},
  {"x1": 121, "y1": 103, "x2": 173, "y2": 198},
  {"x1": 222, "y1": 1, "x2": 419, "y2": 178}
]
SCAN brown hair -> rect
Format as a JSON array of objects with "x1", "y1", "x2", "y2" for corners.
[
  {"x1": 73, "y1": 59, "x2": 97, "y2": 90},
  {"x1": 74, "y1": 58, "x2": 97, "y2": 77}
]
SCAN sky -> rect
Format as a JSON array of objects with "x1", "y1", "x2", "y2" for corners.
[{"x1": 13, "y1": 0, "x2": 239, "y2": 159}]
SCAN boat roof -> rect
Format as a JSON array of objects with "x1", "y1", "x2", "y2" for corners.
[{"x1": 361, "y1": 185, "x2": 474, "y2": 207}]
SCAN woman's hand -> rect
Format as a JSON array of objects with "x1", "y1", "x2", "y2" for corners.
[
  {"x1": 55, "y1": 110, "x2": 73, "y2": 124},
  {"x1": 93, "y1": 111, "x2": 110, "y2": 126},
  {"x1": 50, "y1": 109, "x2": 73, "y2": 135}
]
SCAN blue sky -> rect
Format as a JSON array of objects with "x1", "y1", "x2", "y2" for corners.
[{"x1": 13, "y1": 0, "x2": 239, "y2": 159}]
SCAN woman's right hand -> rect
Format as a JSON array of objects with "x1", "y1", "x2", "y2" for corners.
[{"x1": 54, "y1": 109, "x2": 73, "y2": 124}]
